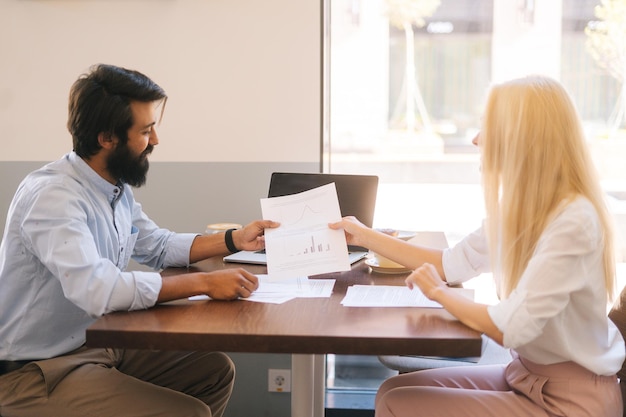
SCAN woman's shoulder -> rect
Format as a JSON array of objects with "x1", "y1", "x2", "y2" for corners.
[
  {"x1": 558, "y1": 195, "x2": 597, "y2": 221},
  {"x1": 547, "y1": 195, "x2": 602, "y2": 246}
]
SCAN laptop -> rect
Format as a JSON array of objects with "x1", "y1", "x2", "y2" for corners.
[{"x1": 223, "y1": 172, "x2": 379, "y2": 265}]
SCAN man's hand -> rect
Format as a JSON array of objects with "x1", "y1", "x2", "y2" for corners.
[
  {"x1": 201, "y1": 268, "x2": 260, "y2": 300},
  {"x1": 233, "y1": 220, "x2": 280, "y2": 252},
  {"x1": 158, "y1": 268, "x2": 260, "y2": 303},
  {"x1": 189, "y1": 220, "x2": 280, "y2": 263}
]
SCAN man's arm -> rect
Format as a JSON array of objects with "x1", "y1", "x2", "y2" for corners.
[
  {"x1": 188, "y1": 220, "x2": 279, "y2": 263},
  {"x1": 157, "y1": 220, "x2": 279, "y2": 302},
  {"x1": 158, "y1": 268, "x2": 260, "y2": 302}
]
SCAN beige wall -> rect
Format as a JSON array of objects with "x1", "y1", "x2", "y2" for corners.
[{"x1": 0, "y1": 0, "x2": 320, "y2": 163}]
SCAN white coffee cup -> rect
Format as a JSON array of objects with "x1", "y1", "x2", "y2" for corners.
[
  {"x1": 373, "y1": 228, "x2": 408, "y2": 268},
  {"x1": 373, "y1": 253, "x2": 404, "y2": 268},
  {"x1": 205, "y1": 222, "x2": 242, "y2": 235}
]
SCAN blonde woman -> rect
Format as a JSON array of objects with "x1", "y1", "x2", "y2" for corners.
[{"x1": 330, "y1": 76, "x2": 624, "y2": 416}]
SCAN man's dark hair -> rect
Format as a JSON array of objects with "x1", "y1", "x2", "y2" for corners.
[{"x1": 67, "y1": 64, "x2": 167, "y2": 158}]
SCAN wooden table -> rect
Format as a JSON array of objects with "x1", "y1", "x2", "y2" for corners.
[{"x1": 86, "y1": 257, "x2": 481, "y2": 417}]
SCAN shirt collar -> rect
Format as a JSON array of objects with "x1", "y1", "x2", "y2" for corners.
[{"x1": 68, "y1": 151, "x2": 124, "y2": 204}]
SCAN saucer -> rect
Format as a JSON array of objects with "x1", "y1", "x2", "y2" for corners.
[
  {"x1": 365, "y1": 258, "x2": 412, "y2": 274},
  {"x1": 375, "y1": 229, "x2": 416, "y2": 241},
  {"x1": 397, "y1": 230, "x2": 417, "y2": 240}
]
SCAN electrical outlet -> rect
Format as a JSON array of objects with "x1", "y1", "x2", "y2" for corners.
[{"x1": 268, "y1": 368, "x2": 291, "y2": 392}]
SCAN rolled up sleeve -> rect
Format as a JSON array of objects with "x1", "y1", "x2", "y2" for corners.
[
  {"x1": 107, "y1": 271, "x2": 163, "y2": 313},
  {"x1": 487, "y1": 289, "x2": 542, "y2": 347},
  {"x1": 442, "y1": 225, "x2": 491, "y2": 285},
  {"x1": 162, "y1": 233, "x2": 198, "y2": 268}
]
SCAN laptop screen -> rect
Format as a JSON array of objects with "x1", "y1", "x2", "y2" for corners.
[{"x1": 267, "y1": 172, "x2": 379, "y2": 228}]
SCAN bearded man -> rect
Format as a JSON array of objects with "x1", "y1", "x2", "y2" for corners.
[{"x1": 0, "y1": 64, "x2": 278, "y2": 417}]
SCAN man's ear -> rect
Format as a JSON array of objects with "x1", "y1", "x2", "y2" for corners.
[{"x1": 97, "y1": 132, "x2": 117, "y2": 150}]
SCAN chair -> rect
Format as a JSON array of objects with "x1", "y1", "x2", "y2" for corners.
[
  {"x1": 608, "y1": 285, "x2": 626, "y2": 417},
  {"x1": 378, "y1": 334, "x2": 512, "y2": 373}
]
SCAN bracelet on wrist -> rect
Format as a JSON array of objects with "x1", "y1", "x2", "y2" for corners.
[{"x1": 225, "y1": 228, "x2": 240, "y2": 253}]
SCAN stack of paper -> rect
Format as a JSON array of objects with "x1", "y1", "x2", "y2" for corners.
[
  {"x1": 190, "y1": 275, "x2": 335, "y2": 304},
  {"x1": 341, "y1": 285, "x2": 474, "y2": 308}
]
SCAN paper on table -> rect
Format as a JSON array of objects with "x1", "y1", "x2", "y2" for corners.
[
  {"x1": 340, "y1": 285, "x2": 474, "y2": 308},
  {"x1": 189, "y1": 275, "x2": 336, "y2": 304},
  {"x1": 260, "y1": 183, "x2": 351, "y2": 280},
  {"x1": 253, "y1": 275, "x2": 335, "y2": 299}
]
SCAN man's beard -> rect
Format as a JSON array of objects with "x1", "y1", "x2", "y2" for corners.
[{"x1": 106, "y1": 142, "x2": 153, "y2": 187}]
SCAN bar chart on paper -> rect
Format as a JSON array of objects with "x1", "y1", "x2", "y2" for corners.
[
  {"x1": 304, "y1": 235, "x2": 330, "y2": 255},
  {"x1": 261, "y1": 183, "x2": 351, "y2": 278},
  {"x1": 279, "y1": 226, "x2": 334, "y2": 258}
]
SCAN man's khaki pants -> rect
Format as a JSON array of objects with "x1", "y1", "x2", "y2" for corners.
[{"x1": 0, "y1": 347, "x2": 235, "y2": 417}]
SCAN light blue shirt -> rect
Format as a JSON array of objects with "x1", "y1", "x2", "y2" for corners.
[{"x1": 0, "y1": 152, "x2": 197, "y2": 360}]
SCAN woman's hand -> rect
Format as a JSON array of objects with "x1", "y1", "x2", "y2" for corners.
[
  {"x1": 328, "y1": 216, "x2": 370, "y2": 248},
  {"x1": 406, "y1": 263, "x2": 503, "y2": 344},
  {"x1": 406, "y1": 263, "x2": 448, "y2": 301}
]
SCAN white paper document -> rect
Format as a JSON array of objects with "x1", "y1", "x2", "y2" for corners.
[
  {"x1": 260, "y1": 183, "x2": 351, "y2": 280},
  {"x1": 189, "y1": 275, "x2": 336, "y2": 304},
  {"x1": 340, "y1": 285, "x2": 474, "y2": 308}
]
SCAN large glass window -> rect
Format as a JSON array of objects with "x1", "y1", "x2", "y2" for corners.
[{"x1": 325, "y1": 0, "x2": 626, "y2": 400}]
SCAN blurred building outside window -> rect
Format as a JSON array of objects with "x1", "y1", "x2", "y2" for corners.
[{"x1": 324, "y1": 0, "x2": 626, "y2": 394}]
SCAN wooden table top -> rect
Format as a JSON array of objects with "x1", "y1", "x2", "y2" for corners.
[{"x1": 86, "y1": 257, "x2": 482, "y2": 357}]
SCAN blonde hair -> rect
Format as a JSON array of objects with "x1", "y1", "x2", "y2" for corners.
[{"x1": 480, "y1": 76, "x2": 616, "y2": 301}]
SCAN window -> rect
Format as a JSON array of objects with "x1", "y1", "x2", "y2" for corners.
[{"x1": 324, "y1": 0, "x2": 626, "y2": 398}]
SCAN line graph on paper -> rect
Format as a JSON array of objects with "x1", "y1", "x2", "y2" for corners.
[
  {"x1": 260, "y1": 183, "x2": 351, "y2": 279},
  {"x1": 268, "y1": 193, "x2": 337, "y2": 258},
  {"x1": 281, "y1": 203, "x2": 326, "y2": 229}
]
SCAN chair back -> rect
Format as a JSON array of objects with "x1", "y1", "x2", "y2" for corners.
[{"x1": 608, "y1": 286, "x2": 626, "y2": 417}]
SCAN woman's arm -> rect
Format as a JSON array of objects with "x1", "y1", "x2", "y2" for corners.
[
  {"x1": 407, "y1": 263, "x2": 503, "y2": 344},
  {"x1": 329, "y1": 216, "x2": 446, "y2": 278}
]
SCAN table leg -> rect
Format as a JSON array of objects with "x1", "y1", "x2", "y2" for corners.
[{"x1": 292, "y1": 354, "x2": 325, "y2": 417}]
